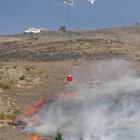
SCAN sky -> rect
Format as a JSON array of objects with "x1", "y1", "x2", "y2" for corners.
[{"x1": 0, "y1": 0, "x2": 140, "y2": 34}]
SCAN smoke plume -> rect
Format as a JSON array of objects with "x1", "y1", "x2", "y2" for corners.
[{"x1": 24, "y1": 59, "x2": 140, "y2": 140}]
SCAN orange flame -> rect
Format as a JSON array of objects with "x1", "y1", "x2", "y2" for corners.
[
  {"x1": 31, "y1": 133, "x2": 39, "y2": 140},
  {"x1": 25, "y1": 106, "x2": 38, "y2": 116}
]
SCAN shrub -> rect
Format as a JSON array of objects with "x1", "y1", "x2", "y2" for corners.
[
  {"x1": 14, "y1": 109, "x2": 21, "y2": 115},
  {"x1": 0, "y1": 81, "x2": 11, "y2": 89},
  {"x1": 13, "y1": 65, "x2": 18, "y2": 69},
  {"x1": 24, "y1": 65, "x2": 35, "y2": 72},
  {"x1": 134, "y1": 22, "x2": 139, "y2": 25},
  {"x1": 58, "y1": 26, "x2": 66, "y2": 32},
  {"x1": 19, "y1": 75, "x2": 26, "y2": 80},
  {"x1": 55, "y1": 130, "x2": 63, "y2": 140},
  {"x1": 0, "y1": 113, "x2": 15, "y2": 121}
]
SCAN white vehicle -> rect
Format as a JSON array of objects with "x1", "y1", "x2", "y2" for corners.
[{"x1": 24, "y1": 28, "x2": 41, "y2": 34}]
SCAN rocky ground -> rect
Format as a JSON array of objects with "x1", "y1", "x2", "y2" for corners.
[{"x1": 0, "y1": 25, "x2": 140, "y2": 139}]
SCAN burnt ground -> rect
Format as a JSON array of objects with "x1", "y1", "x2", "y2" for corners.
[{"x1": 0, "y1": 25, "x2": 140, "y2": 139}]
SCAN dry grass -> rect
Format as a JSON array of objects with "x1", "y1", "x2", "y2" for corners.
[
  {"x1": 0, "y1": 62, "x2": 46, "y2": 90},
  {"x1": 0, "y1": 81, "x2": 12, "y2": 89},
  {"x1": 0, "y1": 27, "x2": 139, "y2": 62},
  {"x1": 0, "y1": 25, "x2": 140, "y2": 140},
  {"x1": 0, "y1": 113, "x2": 14, "y2": 121}
]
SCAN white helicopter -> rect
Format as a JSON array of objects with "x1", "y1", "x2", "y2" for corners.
[{"x1": 64, "y1": 0, "x2": 95, "y2": 5}]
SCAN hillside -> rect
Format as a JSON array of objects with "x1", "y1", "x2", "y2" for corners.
[
  {"x1": 0, "y1": 25, "x2": 140, "y2": 140},
  {"x1": 0, "y1": 25, "x2": 140, "y2": 62}
]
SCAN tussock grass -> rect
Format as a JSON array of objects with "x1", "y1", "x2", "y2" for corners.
[{"x1": 0, "y1": 81, "x2": 12, "y2": 89}]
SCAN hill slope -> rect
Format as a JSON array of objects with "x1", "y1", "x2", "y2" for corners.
[{"x1": 0, "y1": 25, "x2": 140, "y2": 61}]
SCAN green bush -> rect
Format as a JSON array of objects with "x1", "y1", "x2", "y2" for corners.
[{"x1": 55, "y1": 130, "x2": 63, "y2": 140}]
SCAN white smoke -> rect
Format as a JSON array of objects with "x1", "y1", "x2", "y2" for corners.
[{"x1": 24, "y1": 59, "x2": 140, "y2": 140}]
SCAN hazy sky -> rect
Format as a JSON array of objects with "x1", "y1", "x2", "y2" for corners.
[{"x1": 0, "y1": 0, "x2": 140, "y2": 34}]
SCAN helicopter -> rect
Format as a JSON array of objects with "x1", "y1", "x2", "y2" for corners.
[
  {"x1": 64, "y1": 0, "x2": 95, "y2": 5},
  {"x1": 64, "y1": 0, "x2": 73, "y2": 5}
]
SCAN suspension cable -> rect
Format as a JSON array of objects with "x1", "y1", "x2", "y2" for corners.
[{"x1": 65, "y1": 4, "x2": 73, "y2": 77}]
